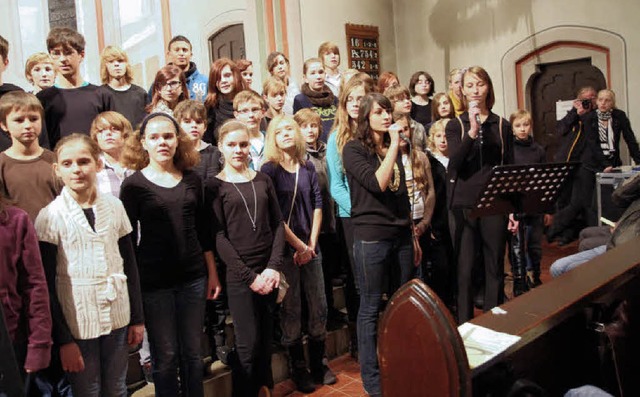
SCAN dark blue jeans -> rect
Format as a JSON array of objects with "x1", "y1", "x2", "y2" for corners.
[
  {"x1": 67, "y1": 327, "x2": 128, "y2": 396},
  {"x1": 280, "y1": 251, "x2": 328, "y2": 346},
  {"x1": 353, "y1": 235, "x2": 414, "y2": 396},
  {"x1": 142, "y1": 276, "x2": 207, "y2": 397}
]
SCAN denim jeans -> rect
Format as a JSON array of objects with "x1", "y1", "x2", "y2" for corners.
[
  {"x1": 353, "y1": 236, "x2": 414, "y2": 396},
  {"x1": 67, "y1": 326, "x2": 128, "y2": 397},
  {"x1": 143, "y1": 276, "x2": 207, "y2": 397},
  {"x1": 550, "y1": 245, "x2": 606, "y2": 278},
  {"x1": 280, "y1": 250, "x2": 328, "y2": 345}
]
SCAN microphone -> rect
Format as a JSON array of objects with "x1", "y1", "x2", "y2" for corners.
[
  {"x1": 469, "y1": 100, "x2": 482, "y2": 126},
  {"x1": 399, "y1": 132, "x2": 412, "y2": 145},
  {"x1": 469, "y1": 100, "x2": 483, "y2": 142}
]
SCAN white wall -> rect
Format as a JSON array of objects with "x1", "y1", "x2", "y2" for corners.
[
  {"x1": 392, "y1": 0, "x2": 640, "y2": 133},
  {"x1": 297, "y1": 0, "x2": 397, "y2": 84}
]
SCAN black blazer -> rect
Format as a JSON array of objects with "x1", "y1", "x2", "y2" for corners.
[{"x1": 581, "y1": 108, "x2": 640, "y2": 171}]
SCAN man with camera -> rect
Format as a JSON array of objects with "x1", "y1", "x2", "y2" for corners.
[{"x1": 548, "y1": 86, "x2": 597, "y2": 245}]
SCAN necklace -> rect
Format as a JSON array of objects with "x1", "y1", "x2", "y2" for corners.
[
  {"x1": 377, "y1": 153, "x2": 400, "y2": 192},
  {"x1": 230, "y1": 173, "x2": 258, "y2": 232}
]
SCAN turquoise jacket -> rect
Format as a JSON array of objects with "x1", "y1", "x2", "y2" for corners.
[{"x1": 326, "y1": 132, "x2": 351, "y2": 218}]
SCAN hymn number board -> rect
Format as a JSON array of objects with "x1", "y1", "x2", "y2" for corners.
[{"x1": 345, "y1": 24, "x2": 380, "y2": 81}]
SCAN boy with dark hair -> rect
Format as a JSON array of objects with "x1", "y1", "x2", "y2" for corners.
[
  {"x1": 0, "y1": 35, "x2": 25, "y2": 152},
  {"x1": 100, "y1": 45, "x2": 147, "y2": 128},
  {"x1": 37, "y1": 27, "x2": 114, "y2": 149},
  {"x1": 174, "y1": 99, "x2": 221, "y2": 181},
  {"x1": 161, "y1": 35, "x2": 208, "y2": 102}
]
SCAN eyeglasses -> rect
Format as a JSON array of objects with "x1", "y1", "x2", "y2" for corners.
[
  {"x1": 161, "y1": 81, "x2": 181, "y2": 90},
  {"x1": 236, "y1": 107, "x2": 263, "y2": 115}
]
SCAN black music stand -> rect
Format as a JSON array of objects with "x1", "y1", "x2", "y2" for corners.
[
  {"x1": 469, "y1": 162, "x2": 580, "y2": 294},
  {"x1": 0, "y1": 303, "x2": 25, "y2": 396}
]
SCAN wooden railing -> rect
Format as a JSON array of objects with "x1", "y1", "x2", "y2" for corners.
[{"x1": 378, "y1": 237, "x2": 640, "y2": 396}]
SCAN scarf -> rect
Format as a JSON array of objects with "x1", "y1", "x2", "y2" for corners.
[
  {"x1": 597, "y1": 110, "x2": 614, "y2": 156},
  {"x1": 300, "y1": 83, "x2": 335, "y2": 108}
]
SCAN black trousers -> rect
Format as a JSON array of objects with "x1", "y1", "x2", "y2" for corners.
[
  {"x1": 453, "y1": 210, "x2": 507, "y2": 323},
  {"x1": 553, "y1": 166, "x2": 597, "y2": 234},
  {"x1": 226, "y1": 281, "x2": 276, "y2": 397}
]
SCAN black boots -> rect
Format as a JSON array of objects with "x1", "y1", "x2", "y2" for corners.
[
  {"x1": 309, "y1": 339, "x2": 337, "y2": 385},
  {"x1": 288, "y1": 343, "x2": 315, "y2": 393},
  {"x1": 527, "y1": 270, "x2": 542, "y2": 288},
  {"x1": 288, "y1": 340, "x2": 337, "y2": 392}
]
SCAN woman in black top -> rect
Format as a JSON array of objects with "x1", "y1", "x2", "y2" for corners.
[
  {"x1": 120, "y1": 113, "x2": 221, "y2": 397},
  {"x1": 445, "y1": 66, "x2": 513, "y2": 323},
  {"x1": 342, "y1": 93, "x2": 418, "y2": 397},
  {"x1": 210, "y1": 120, "x2": 284, "y2": 397},
  {"x1": 409, "y1": 71, "x2": 435, "y2": 132}
]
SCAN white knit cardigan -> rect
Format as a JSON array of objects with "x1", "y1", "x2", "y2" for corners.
[{"x1": 35, "y1": 187, "x2": 133, "y2": 340}]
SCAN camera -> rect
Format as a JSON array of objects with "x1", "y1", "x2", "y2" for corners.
[{"x1": 581, "y1": 99, "x2": 592, "y2": 109}]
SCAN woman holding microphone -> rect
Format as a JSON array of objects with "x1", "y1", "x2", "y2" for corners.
[
  {"x1": 445, "y1": 66, "x2": 513, "y2": 323},
  {"x1": 342, "y1": 93, "x2": 419, "y2": 397}
]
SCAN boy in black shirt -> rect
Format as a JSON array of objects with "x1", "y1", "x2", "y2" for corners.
[
  {"x1": 508, "y1": 110, "x2": 546, "y2": 295},
  {"x1": 100, "y1": 45, "x2": 147, "y2": 129},
  {"x1": 37, "y1": 27, "x2": 113, "y2": 149}
]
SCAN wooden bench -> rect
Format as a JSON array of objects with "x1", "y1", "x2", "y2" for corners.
[{"x1": 378, "y1": 237, "x2": 640, "y2": 396}]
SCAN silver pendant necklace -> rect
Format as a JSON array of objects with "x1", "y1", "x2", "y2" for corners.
[{"x1": 230, "y1": 176, "x2": 258, "y2": 232}]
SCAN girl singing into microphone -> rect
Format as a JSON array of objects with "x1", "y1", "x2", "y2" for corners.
[
  {"x1": 445, "y1": 66, "x2": 513, "y2": 323},
  {"x1": 342, "y1": 93, "x2": 419, "y2": 396}
]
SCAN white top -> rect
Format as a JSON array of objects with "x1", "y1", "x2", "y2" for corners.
[
  {"x1": 325, "y1": 70, "x2": 342, "y2": 97},
  {"x1": 402, "y1": 153, "x2": 425, "y2": 220},
  {"x1": 250, "y1": 133, "x2": 265, "y2": 170},
  {"x1": 35, "y1": 187, "x2": 133, "y2": 340},
  {"x1": 434, "y1": 153, "x2": 449, "y2": 169},
  {"x1": 283, "y1": 80, "x2": 300, "y2": 116}
]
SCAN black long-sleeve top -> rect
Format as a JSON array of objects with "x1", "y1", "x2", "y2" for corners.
[
  {"x1": 513, "y1": 136, "x2": 546, "y2": 165},
  {"x1": 210, "y1": 172, "x2": 285, "y2": 286},
  {"x1": 445, "y1": 112, "x2": 514, "y2": 209},
  {"x1": 193, "y1": 144, "x2": 223, "y2": 184},
  {"x1": 342, "y1": 140, "x2": 411, "y2": 241},
  {"x1": 120, "y1": 170, "x2": 213, "y2": 291},
  {"x1": 581, "y1": 108, "x2": 640, "y2": 171}
]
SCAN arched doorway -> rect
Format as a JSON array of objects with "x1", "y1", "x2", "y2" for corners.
[
  {"x1": 209, "y1": 24, "x2": 246, "y2": 62},
  {"x1": 528, "y1": 58, "x2": 606, "y2": 161}
]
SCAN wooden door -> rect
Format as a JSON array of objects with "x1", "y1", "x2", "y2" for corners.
[
  {"x1": 529, "y1": 59, "x2": 606, "y2": 161},
  {"x1": 209, "y1": 24, "x2": 246, "y2": 62}
]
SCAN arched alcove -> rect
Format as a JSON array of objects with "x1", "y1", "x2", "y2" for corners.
[
  {"x1": 209, "y1": 24, "x2": 246, "y2": 61},
  {"x1": 501, "y1": 26, "x2": 627, "y2": 112}
]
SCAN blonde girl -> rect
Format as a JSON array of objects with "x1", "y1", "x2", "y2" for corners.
[
  {"x1": 427, "y1": 118, "x2": 450, "y2": 168},
  {"x1": 261, "y1": 114, "x2": 335, "y2": 392},
  {"x1": 35, "y1": 134, "x2": 144, "y2": 396}
]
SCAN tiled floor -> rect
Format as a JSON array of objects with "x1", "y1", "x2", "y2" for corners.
[
  {"x1": 273, "y1": 354, "x2": 366, "y2": 397},
  {"x1": 273, "y1": 238, "x2": 579, "y2": 396}
]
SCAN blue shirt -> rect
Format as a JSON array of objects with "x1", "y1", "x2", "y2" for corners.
[
  {"x1": 326, "y1": 132, "x2": 351, "y2": 218},
  {"x1": 260, "y1": 160, "x2": 322, "y2": 244}
]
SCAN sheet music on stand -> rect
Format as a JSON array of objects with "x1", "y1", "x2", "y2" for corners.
[{"x1": 469, "y1": 162, "x2": 580, "y2": 218}]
